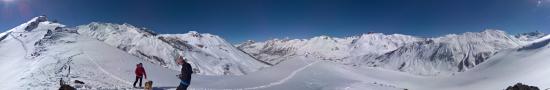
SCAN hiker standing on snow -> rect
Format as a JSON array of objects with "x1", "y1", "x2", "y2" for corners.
[
  {"x1": 177, "y1": 56, "x2": 193, "y2": 90},
  {"x1": 134, "y1": 63, "x2": 147, "y2": 88}
]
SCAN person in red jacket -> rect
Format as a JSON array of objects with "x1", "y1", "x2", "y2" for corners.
[{"x1": 134, "y1": 63, "x2": 147, "y2": 88}]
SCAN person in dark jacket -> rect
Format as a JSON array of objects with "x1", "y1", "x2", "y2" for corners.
[
  {"x1": 134, "y1": 63, "x2": 147, "y2": 88},
  {"x1": 176, "y1": 56, "x2": 193, "y2": 90}
]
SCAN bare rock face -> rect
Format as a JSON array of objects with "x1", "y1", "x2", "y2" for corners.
[
  {"x1": 25, "y1": 15, "x2": 49, "y2": 32},
  {"x1": 505, "y1": 83, "x2": 539, "y2": 90}
]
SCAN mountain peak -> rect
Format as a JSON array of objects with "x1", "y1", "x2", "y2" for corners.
[
  {"x1": 23, "y1": 16, "x2": 50, "y2": 32},
  {"x1": 313, "y1": 35, "x2": 332, "y2": 40},
  {"x1": 33, "y1": 15, "x2": 49, "y2": 22},
  {"x1": 188, "y1": 31, "x2": 199, "y2": 34},
  {"x1": 361, "y1": 32, "x2": 384, "y2": 36},
  {"x1": 480, "y1": 29, "x2": 507, "y2": 35},
  {"x1": 246, "y1": 40, "x2": 255, "y2": 43},
  {"x1": 4, "y1": 15, "x2": 65, "y2": 33}
]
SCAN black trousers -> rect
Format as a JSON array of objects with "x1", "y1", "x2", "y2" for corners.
[
  {"x1": 177, "y1": 84, "x2": 189, "y2": 90},
  {"x1": 133, "y1": 76, "x2": 143, "y2": 87}
]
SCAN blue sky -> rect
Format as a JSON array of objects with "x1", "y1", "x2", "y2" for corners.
[{"x1": 1, "y1": 0, "x2": 549, "y2": 43}]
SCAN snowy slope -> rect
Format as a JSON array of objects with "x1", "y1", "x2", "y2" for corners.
[
  {"x1": 0, "y1": 30, "x2": 183, "y2": 89},
  {"x1": 188, "y1": 56, "x2": 406, "y2": 90},
  {"x1": 76, "y1": 22, "x2": 269, "y2": 75},
  {"x1": 0, "y1": 16, "x2": 76, "y2": 89}
]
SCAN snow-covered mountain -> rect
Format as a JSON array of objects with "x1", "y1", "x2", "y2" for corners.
[
  {"x1": 195, "y1": 33, "x2": 550, "y2": 90},
  {"x1": 0, "y1": 16, "x2": 83, "y2": 89},
  {"x1": 238, "y1": 30, "x2": 533, "y2": 75},
  {"x1": 237, "y1": 33, "x2": 422, "y2": 65},
  {"x1": 1, "y1": 16, "x2": 269, "y2": 78},
  {"x1": 76, "y1": 22, "x2": 269, "y2": 75},
  {"x1": 367, "y1": 30, "x2": 523, "y2": 75},
  {"x1": 515, "y1": 31, "x2": 547, "y2": 42},
  {"x1": 0, "y1": 16, "x2": 271, "y2": 89}
]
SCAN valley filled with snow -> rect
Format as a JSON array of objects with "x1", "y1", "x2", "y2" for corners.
[{"x1": 1, "y1": 16, "x2": 550, "y2": 90}]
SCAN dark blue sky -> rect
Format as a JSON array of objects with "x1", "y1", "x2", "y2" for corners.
[{"x1": 1, "y1": 0, "x2": 549, "y2": 43}]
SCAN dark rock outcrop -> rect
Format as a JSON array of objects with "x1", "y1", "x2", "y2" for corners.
[
  {"x1": 505, "y1": 83, "x2": 540, "y2": 90},
  {"x1": 0, "y1": 32, "x2": 11, "y2": 42},
  {"x1": 25, "y1": 16, "x2": 48, "y2": 31}
]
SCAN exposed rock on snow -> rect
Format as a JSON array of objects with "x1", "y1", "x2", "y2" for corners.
[
  {"x1": 24, "y1": 15, "x2": 49, "y2": 32},
  {"x1": 505, "y1": 83, "x2": 540, "y2": 90}
]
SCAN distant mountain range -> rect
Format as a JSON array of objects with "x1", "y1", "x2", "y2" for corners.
[{"x1": 237, "y1": 29, "x2": 546, "y2": 75}]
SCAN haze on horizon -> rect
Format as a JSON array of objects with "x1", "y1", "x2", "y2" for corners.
[{"x1": 1, "y1": 0, "x2": 549, "y2": 43}]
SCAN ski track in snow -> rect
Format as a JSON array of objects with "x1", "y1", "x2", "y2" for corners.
[
  {"x1": 82, "y1": 52, "x2": 133, "y2": 85},
  {"x1": 191, "y1": 60, "x2": 319, "y2": 90},
  {"x1": 8, "y1": 33, "x2": 29, "y2": 57},
  {"x1": 241, "y1": 61, "x2": 318, "y2": 90}
]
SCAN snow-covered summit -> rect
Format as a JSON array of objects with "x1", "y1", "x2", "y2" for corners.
[
  {"x1": 0, "y1": 16, "x2": 77, "y2": 89},
  {"x1": 5, "y1": 15, "x2": 65, "y2": 33}
]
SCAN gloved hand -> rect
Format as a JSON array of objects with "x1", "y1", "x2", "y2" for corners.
[{"x1": 177, "y1": 74, "x2": 183, "y2": 80}]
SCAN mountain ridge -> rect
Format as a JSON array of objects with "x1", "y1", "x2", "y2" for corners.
[{"x1": 237, "y1": 29, "x2": 544, "y2": 75}]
